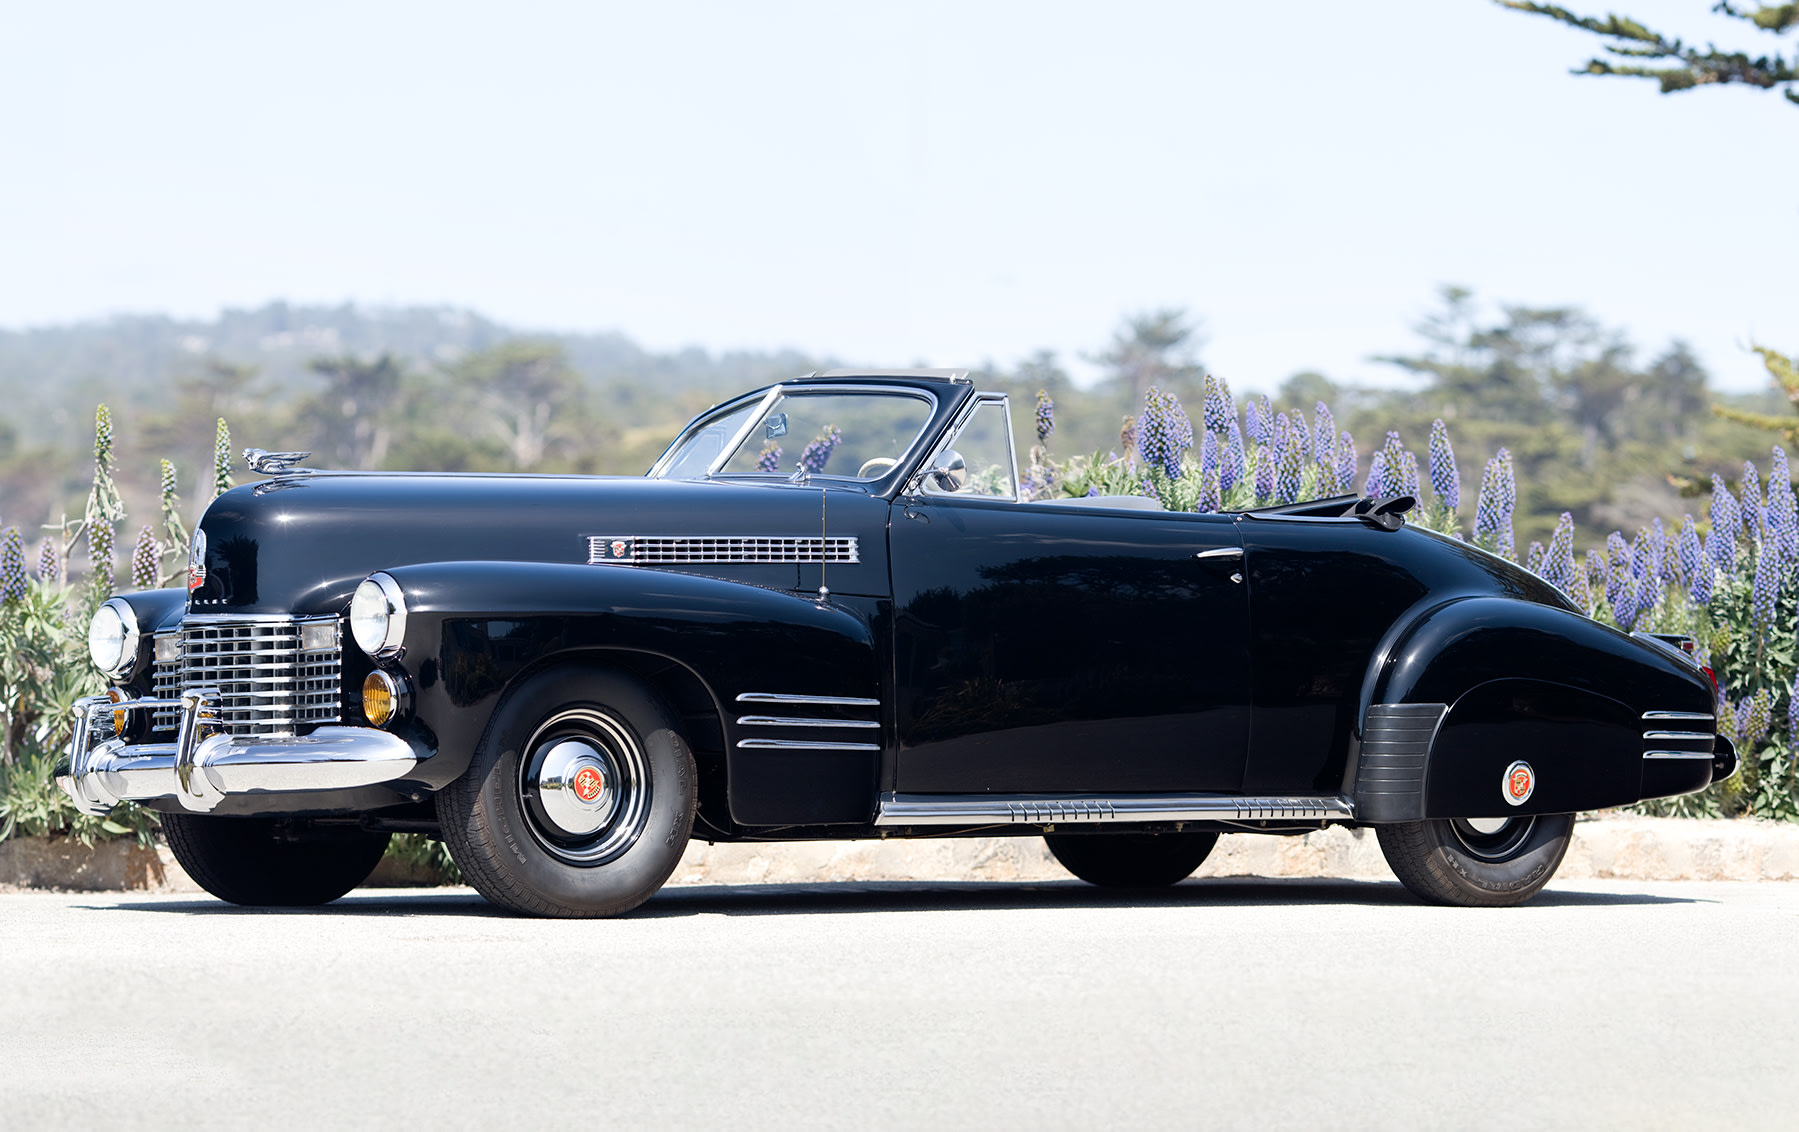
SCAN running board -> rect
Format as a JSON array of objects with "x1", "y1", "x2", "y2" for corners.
[{"x1": 874, "y1": 792, "x2": 1357, "y2": 826}]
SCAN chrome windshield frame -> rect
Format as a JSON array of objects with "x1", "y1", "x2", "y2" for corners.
[{"x1": 650, "y1": 383, "x2": 942, "y2": 487}]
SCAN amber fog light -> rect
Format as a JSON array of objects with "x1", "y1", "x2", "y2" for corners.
[
  {"x1": 107, "y1": 687, "x2": 133, "y2": 737},
  {"x1": 362, "y1": 670, "x2": 409, "y2": 727}
]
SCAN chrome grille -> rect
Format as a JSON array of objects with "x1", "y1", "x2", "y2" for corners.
[
  {"x1": 176, "y1": 616, "x2": 343, "y2": 736},
  {"x1": 589, "y1": 535, "x2": 859, "y2": 566},
  {"x1": 150, "y1": 635, "x2": 181, "y2": 732}
]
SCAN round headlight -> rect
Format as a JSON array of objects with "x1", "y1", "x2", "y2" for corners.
[
  {"x1": 87, "y1": 598, "x2": 140, "y2": 680},
  {"x1": 350, "y1": 573, "x2": 407, "y2": 659}
]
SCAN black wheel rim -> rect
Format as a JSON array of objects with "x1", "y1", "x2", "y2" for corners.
[
  {"x1": 517, "y1": 707, "x2": 651, "y2": 866},
  {"x1": 1448, "y1": 815, "x2": 1538, "y2": 862}
]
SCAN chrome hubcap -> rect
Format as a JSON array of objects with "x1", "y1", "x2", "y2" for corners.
[{"x1": 518, "y1": 708, "x2": 651, "y2": 865}]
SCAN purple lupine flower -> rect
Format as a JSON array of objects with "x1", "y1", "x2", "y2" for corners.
[
  {"x1": 1710, "y1": 474, "x2": 1739, "y2": 574},
  {"x1": 1584, "y1": 549, "x2": 1606, "y2": 613},
  {"x1": 1254, "y1": 444, "x2": 1275, "y2": 504},
  {"x1": 1290, "y1": 411, "x2": 1313, "y2": 462},
  {"x1": 1732, "y1": 697, "x2": 1752, "y2": 744},
  {"x1": 1428, "y1": 419, "x2": 1459, "y2": 511},
  {"x1": 1769, "y1": 446, "x2": 1799, "y2": 564},
  {"x1": 1605, "y1": 532, "x2": 1638, "y2": 631},
  {"x1": 1120, "y1": 416, "x2": 1138, "y2": 461},
  {"x1": 1200, "y1": 430, "x2": 1220, "y2": 481},
  {"x1": 1086, "y1": 485, "x2": 1100, "y2": 497},
  {"x1": 1201, "y1": 375, "x2": 1232, "y2": 436},
  {"x1": 1473, "y1": 449, "x2": 1516, "y2": 558},
  {"x1": 755, "y1": 442, "x2": 782, "y2": 473},
  {"x1": 1197, "y1": 465, "x2": 1222, "y2": 513},
  {"x1": 797, "y1": 426, "x2": 843, "y2": 474},
  {"x1": 1034, "y1": 390, "x2": 1055, "y2": 445},
  {"x1": 1244, "y1": 398, "x2": 1263, "y2": 448},
  {"x1": 89, "y1": 517, "x2": 114, "y2": 600},
  {"x1": 1748, "y1": 688, "x2": 1772, "y2": 746},
  {"x1": 1693, "y1": 533, "x2": 1717, "y2": 605},
  {"x1": 1138, "y1": 387, "x2": 1194, "y2": 480},
  {"x1": 130, "y1": 525, "x2": 159, "y2": 591},
  {"x1": 1525, "y1": 541, "x2": 1546, "y2": 575},
  {"x1": 1676, "y1": 514, "x2": 1701, "y2": 587},
  {"x1": 1541, "y1": 512, "x2": 1575, "y2": 597},
  {"x1": 0, "y1": 527, "x2": 25, "y2": 602},
  {"x1": 1140, "y1": 477, "x2": 1161, "y2": 504},
  {"x1": 1742, "y1": 460, "x2": 1765, "y2": 543},
  {"x1": 1336, "y1": 431, "x2": 1357, "y2": 495},
  {"x1": 1364, "y1": 450, "x2": 1387, "y2": 498},
  {"x1": 1567, "y1": 551, "x2": 1592, "y2": 613},
  {"x1": 1272, "y1": 412, "x2": 1292, "y2": 463},
  {"x1": 36, "y1": 538, "x2": 55, "y2": 583},
  {"x1": 1313, "y1": 403, "x2": 1335, "y2": 476},
  {"x1": 1396, "y1": 450, "x2": 1421, "y2": 500},
  {"x1": 1275, "y1": 432, "x2": 1305, "y2": 505},
  {"x1": 1632, "y1": 529, "x2": 1664, "y2": 615},
  {"x1": 1222, "y1": 420, "x2": 1246, "y2": 492},
  {"x1": 1753, "y1": 538, "x2": 1781, "y2": 636},
  {"x1": 1379, "y1": 432, "x2": 1405, "y2": 491},
  {"x1": 1650, "y1": 517, "x2": 1674, "y2": 583}
]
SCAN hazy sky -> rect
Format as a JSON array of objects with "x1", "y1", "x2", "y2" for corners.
[{"x1": 2, "y1": 0, "x2": 1795, "y2": 393}]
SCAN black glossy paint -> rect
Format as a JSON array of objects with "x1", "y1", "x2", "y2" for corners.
[
  {"x1": 890, "y1": 496, "x2": 1250, "y2": 793},
  {"x1": 107, "y1": 372, "x2": 1720, "y2": 836}
]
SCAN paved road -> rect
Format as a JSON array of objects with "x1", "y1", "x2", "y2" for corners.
[{"x1": 4, "y1": 877, "x2": 1796, "y2": 1129}]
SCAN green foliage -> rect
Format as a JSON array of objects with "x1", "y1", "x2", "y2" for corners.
[
  {"x1": 385, "y1": 833, "x2": 462, "y2": 884},
  {"x1": 1499, "y1": 1, "x2": 1799, "y2": 105}
]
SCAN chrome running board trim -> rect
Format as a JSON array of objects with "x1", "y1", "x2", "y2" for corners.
[
  {"x1": 1642, "y1": 711, "x2": 1714, "y2": 722},
  {"x1": 1642, "y1": 730, "x2": 1712, "y2": 742},
  {"x1": 1644, "y1": 750, "x2": 1716, "y2": 760},
  {"x1": 736, "y1": 693, "x2": 882, "y2": 707},
  {"x1": 874, "y1": 792, "x2": 1356, "y2": 827}
]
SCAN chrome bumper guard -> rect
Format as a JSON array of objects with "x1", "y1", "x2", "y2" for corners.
[{"x1": 56, "y1": 689, "x2": 418, "y2": 816}]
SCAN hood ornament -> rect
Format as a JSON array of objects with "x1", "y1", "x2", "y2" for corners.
[{"x1": 243, "y1": 448, "x2": 313, "y2": 475}]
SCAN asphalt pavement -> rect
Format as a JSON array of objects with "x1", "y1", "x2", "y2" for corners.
[{"x1": 3, "y1": 877, "x2": 1795, "y2": 1129}]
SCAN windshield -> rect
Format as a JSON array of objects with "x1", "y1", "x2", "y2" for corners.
[{"x1": 654, "y1": 388, "x2": 936, "y2": 481}]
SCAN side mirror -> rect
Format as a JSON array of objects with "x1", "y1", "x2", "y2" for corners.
[{"x1": 928, "y1": 450, "x2": 968, "y2": 492}]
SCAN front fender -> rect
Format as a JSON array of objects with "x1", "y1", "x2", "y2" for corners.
[
  {"x1": 378, "y1": 561, "x2": 883, "y2": 825},
  {"x1": 1351, "y1": 596, "x2": 1716, "y2": 820}
]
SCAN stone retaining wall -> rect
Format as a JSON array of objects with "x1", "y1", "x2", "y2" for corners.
[{"x1": 5, "y1": 816, "x2": 1796, "y2": 893}]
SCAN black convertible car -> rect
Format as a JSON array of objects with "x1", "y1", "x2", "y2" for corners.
[{"x1": 60, "y1": 370, "x2": 1733, "y2": 914}]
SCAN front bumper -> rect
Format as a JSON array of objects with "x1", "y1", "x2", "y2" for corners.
[{"x1": 56, "y1": 690, "x2": 418, "y2": 816}]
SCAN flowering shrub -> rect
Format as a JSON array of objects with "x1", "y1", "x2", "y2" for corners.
[{"x1": 1035, "y1": 382, "x2": 1799, "y2": 821}]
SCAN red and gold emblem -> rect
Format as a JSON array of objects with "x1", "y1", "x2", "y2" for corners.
[
  {"x1": 1503, "y1": 760, "x2": 1535, "y2": 806},
  {"x1": 572, "y1": 765, "x2": 605, "y2": 804},
  {"x1": 611, "y1": 540, "x2": 629, "y2": 560}
]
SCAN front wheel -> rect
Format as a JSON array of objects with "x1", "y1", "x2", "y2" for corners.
[
  {"x1": 1376, "y1": 813, "x2": 1575, "y2": 907},
  {"x1": 438, "y1": 668, "x2": 696, "y2": 918},
  {"x1": 1044, "y1": 831, "x2": 1219, "y2": 888},
  {"x1": 161, "y1": 813, "x2": 391, "y2": 906}
]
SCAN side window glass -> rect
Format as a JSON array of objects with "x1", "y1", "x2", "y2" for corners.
[{"x1": 932, "y1": 400, "x2": 1015, "y2": 498}]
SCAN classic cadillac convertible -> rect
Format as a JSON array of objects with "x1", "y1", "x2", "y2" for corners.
[{"x1": 59, "y1": 370, "x2": 1734, "y2": 915}]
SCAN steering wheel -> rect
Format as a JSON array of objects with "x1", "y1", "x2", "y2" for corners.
[{"x1": 856, "y1": 456, "x2": 898, "y2": 478}]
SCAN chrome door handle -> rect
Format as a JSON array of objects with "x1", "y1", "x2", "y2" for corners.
[{"x1": 1194, "y1": 547, "x2": 1243, "y2": 561}]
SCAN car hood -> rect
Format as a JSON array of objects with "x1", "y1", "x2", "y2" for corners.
[{"x1": 186, "y1": 472, "x2": 893, "y2": 617}]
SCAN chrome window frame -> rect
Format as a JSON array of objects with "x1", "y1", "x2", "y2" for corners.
[
  {"x1": 650, "y1": 383, "x2": 942, "y2": 484},
  {"x1": 911, "y1": 392, "x2": 1018, "y2": 503}
]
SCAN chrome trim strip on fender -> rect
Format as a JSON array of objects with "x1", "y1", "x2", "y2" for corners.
[
  {"x1": 874, "y1": 792, "x2": 1357, "y2": 827},
  {"x1": 736, "y1": 715, "x2": 880, "y2": 729},
  {"x1": 1643, "y1": 730, "x2": 1714, "y2": 741},
  {"x1": 737, "y1": 738, "x2": 881, "y2": 752},
  {"x1": 1644, "y1": 750, "x2": 1717, "y2": 760},
  {"x1": 735, "y1": 693, "x2": 882, "y2": 707},
  {"x1": 1642, "y1": 711, "x2": 1715, "y2": 722}
]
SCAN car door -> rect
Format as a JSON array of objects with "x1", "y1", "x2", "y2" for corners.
[{"x1": 888, "y1": 395, "x2": 1252, "y2": 795}]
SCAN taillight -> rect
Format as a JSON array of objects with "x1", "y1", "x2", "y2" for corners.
[{"x1": 1702, "y1": 665, "x2": 1718, "y2": 696}]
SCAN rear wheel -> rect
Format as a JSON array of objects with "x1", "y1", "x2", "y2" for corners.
[
  {"x1": 162, "y1": 813, "x2": 391, "y2": 906},
  {"x1": 1376, "y1": 813, "x2": 1575, "y2": 907},
  {"x1": 1044, "y1": 831, "x2": 1219, "y2": 888},
  {"x1": 439, "y1": 668, "x2": 696, "y2": 918}
]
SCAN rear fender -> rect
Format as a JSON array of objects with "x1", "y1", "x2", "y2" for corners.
[{"x1": 1351, "y1": 596, "x2": 1715, "y2": 820}]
